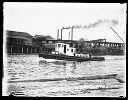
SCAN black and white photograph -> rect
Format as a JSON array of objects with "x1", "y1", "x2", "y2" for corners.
[{"x1": 3, "y1": 2, "x2": 126, "y2": 97}]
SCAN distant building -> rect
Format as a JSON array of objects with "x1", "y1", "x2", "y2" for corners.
[
  {"x1": 33, "y1": 35, "x2": 55, "y2": 46},
  {"x1": 34, "y1": 35, "x2": 54, "y2": 40},
  {"x1": 5, "y1": 30, "x2": 125, "y2": 55},
  {"x1": 6, "y1": 30, "x2": 33, "y2": 46},
  {"x1": 40, "y1": 44, "x2": 55, "y2": 53},
  {"x1": 33, "y1": 35, "x2": 56, "y2": 53},
  {"x1": 77, "y1": 38, "x2": 125, "y2": 55},
  {"x1": 89, "y1": 39, "x2": 106, "y2": 42},
  {"x1": 6, "y1": 30, "x2": 39, "y2": 54}
]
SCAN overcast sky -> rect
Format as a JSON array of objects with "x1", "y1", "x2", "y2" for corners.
[{"x1": 4, "y1": 2, "x2": 126, "y2": 43}]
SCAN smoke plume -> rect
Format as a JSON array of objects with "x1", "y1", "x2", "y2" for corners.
[
  {"x1": 82, "y1": 19, "x2": 118, "y2": 29},
  {"x1": 63, "y1": 19, "x2": 118, "y2": 29}
]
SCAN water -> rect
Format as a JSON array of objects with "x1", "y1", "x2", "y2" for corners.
[{"x1": 3, "y1": 55, "x2": 126, "y2": 97}]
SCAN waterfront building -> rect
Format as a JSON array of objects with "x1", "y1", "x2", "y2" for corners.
[
  {"x1": 33, "y1": 35, "x2": 55, "y2": 45},
  {"x1": 5, "y1": 30, "x2": 125, "y2": 55},
  {"x1": 40, "y1": 44, "x2": 55, "y2": 53},
  {"x1": 33, "y1": 35, "x2": 55, "y2": 53},
  {"x1": 6, "y1": 30, "x2": 40, "y2": 54},
  {"x1": 77, "y1": 39, "x2": 125, "y2": 55}
]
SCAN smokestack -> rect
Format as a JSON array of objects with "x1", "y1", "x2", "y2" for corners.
[
  {"x1": 68, "y1": 31, "x2": 70, "y2": 40},
  {"x1": 71, "y1": 27, "x2": 73, "y2": 40},
  {"x1": 57, "y1": 29, "x2": 59, "y2": 40},
  {"x1": 61, "y1": 28, "x2": 63, "y2": 40}
]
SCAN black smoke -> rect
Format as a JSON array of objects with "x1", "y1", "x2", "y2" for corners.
[
  {"x1": 63, "y1": 19, "x2": 118, "y2": 29},
  {"x1": 82, "y1": 19, "x2": 118, "y2": 29}
]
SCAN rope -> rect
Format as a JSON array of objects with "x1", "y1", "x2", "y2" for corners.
[{"x1": 110, "y1": 27, "x2": 125, "y2": 43}]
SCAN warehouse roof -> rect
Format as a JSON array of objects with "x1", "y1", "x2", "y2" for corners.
[
  {"x1": 6, "y1": 30, "x2": 33, "y2": 38},
  {"x1": 34, "y1": 35, "x2": 54, "y2": 40}
]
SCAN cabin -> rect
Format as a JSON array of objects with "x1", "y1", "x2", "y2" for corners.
[
  {"x1": 51, "y1": 42, "x2": 90, "y2": 57},
  {"x1": 52, "y1": 42, "x2": 76, "y2": 56}
]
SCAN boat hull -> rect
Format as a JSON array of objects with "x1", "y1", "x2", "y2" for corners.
[{"x1": 39, "y1": 53, "x2": 105, "y2": 62}]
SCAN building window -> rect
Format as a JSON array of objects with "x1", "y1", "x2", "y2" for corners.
[{"x1": 71, "y1": 49, "x2": 73, "y2": 52}]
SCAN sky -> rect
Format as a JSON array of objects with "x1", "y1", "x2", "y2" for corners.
[{"x1": 3, "y1": 2, "x2": 126, "y2": 43}]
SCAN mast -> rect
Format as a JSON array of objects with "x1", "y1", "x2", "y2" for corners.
[
  {"x1": 57, "y1": 29, "x2": 59, "y2": 40},
  {"x1": 68, "y1": 31, "x2": 71, "y2": 40},
  {"x1": 71, "y1": 27, "x2": 73, "y2": 40},
  {"x1": 61, "y1": 28, "x2": 63, "y2": 40}
]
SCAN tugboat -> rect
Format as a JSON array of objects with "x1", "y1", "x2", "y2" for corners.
[{"x1": 39, "y1": 42, "x2": 105, "y2": 62}]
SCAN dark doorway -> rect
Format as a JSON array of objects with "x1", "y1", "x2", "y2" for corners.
[{"x1": 64, "y1": 45, "x2": 66, "y2": 53}]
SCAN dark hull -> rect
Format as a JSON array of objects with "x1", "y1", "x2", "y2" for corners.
[{"x1": 39, "y1": 53, "x2": 105, "y2": 62}]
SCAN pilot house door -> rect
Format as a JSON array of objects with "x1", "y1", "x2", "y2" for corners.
[{"x1": 64, "y1": 45, "x2": 66, "y2": 53}]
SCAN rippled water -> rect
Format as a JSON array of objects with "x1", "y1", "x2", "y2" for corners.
[{"x1": 3, "y1": 55, "x2": 126, "y2": 97}]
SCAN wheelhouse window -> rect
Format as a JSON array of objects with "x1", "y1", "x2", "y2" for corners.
[
  {"x1": 58, "y1": 44, "x2": 61, "y2": 47},
  {"x1": 71, "y1": 49, "x2": 73, "y2": 52}
]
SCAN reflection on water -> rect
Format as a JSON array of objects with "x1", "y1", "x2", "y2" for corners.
[{"x1": 3, "y1": 55, "x2": 126, "y2": 97}]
